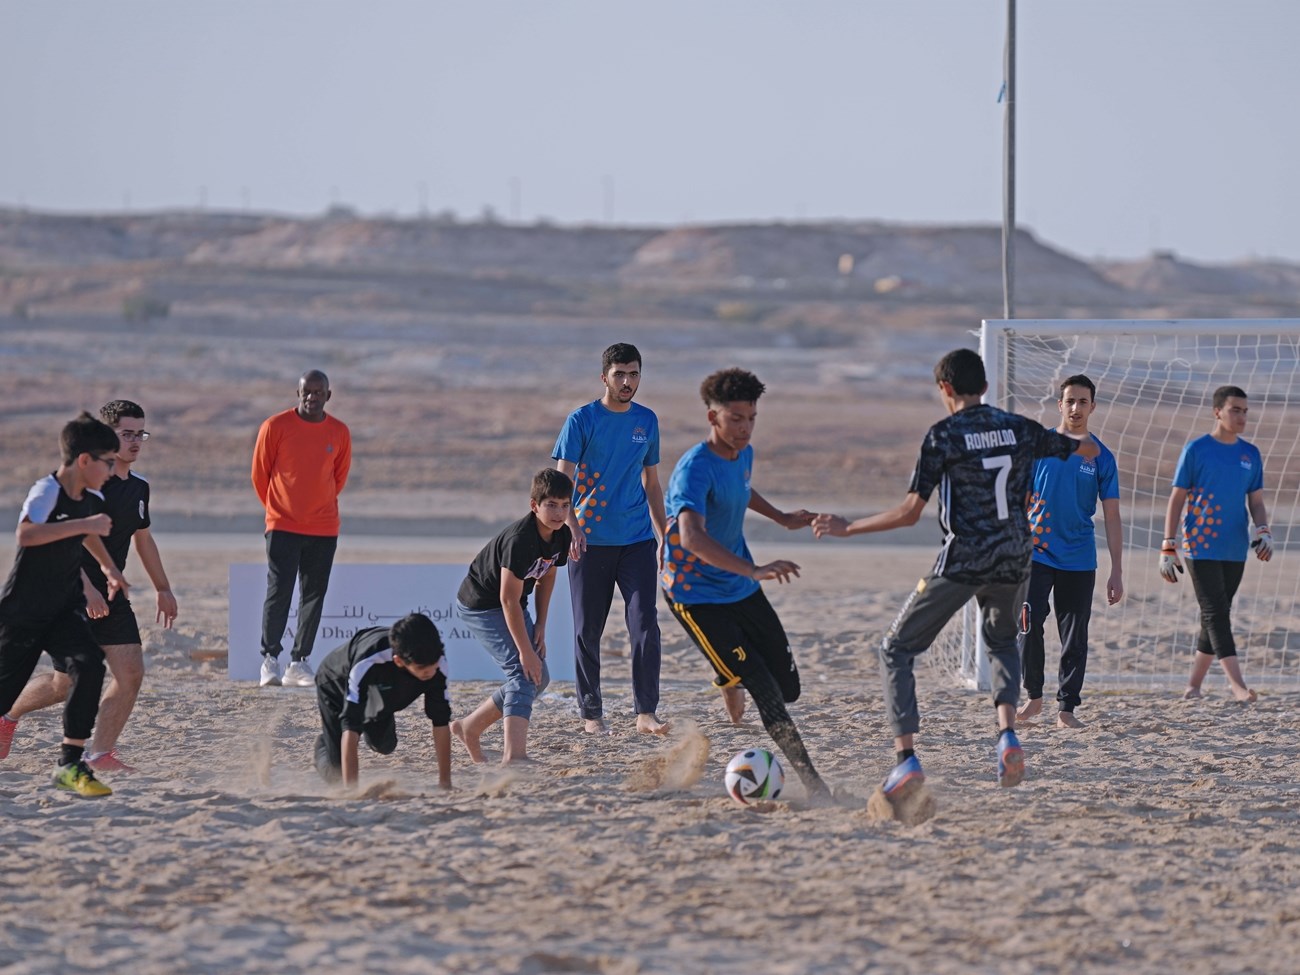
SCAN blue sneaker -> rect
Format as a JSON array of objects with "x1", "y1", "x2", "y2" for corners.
[
  {"x1": 997, "y1": 730, "x2": 1025, "y2": 787},
  {"x1": 882, "y1": 754, "x2": 925, "y2": 798}
]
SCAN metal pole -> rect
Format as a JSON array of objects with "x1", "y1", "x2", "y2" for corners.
[{"x1": 1002, "y1": 0, "x2": 1016, "y2": 320}]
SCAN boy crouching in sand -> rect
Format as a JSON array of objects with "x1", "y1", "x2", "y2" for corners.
[
  {"x1": 314, "y1": 612, "x2": 452, "y2": 789},
  {"x1": 452, "y1": 468, "x2": 573, "y2": 766}
]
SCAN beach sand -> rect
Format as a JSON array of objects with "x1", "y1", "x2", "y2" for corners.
[{"x1": 2, "y1": 536, "x2": 1299, "y2": 975}]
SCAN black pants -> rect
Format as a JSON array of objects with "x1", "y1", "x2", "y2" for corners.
[
  {"x1": 314, "y1": 689, "x2": 398, "y2": 783},
  {"x1": 666, "y1": 589, "x2": 824, "y2": 794},
  {"x1": 569, "y1": 539, "x2": 662, "y2": 718},
  {"x1": 1186, "y1": 559, "x2": 1246, "y2": 659},
  {"x1": 261, "y1": 530, "x2": 338, "y2": 661},
  {"x1": 0, "y1": 615, "x2": 106, "y2": 741},
  {"x1": 1018, "y1": 562, "x2": 1096, "y2": 711}
]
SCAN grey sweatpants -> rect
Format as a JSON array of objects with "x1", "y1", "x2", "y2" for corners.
[{"x1": 880, "y1": 573, "x2": 1026, "y2": 738}]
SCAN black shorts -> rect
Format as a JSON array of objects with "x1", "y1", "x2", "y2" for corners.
[
  {"x1": 91, "y1": 596, "x2": 142, "y2": 648},
  {"x1": 665, "y1": 588, "x2": 801, "y2": 702},
  {"x1": 51, "y1": 599, "x2": 140, "y2": 673},
  {"x1": 0, "y1": 613, "x2": 103, "y2": 682}
]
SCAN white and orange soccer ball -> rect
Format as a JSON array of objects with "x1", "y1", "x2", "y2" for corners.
[{"x1": 724, "y1": 748, "x2": 784, "y2": 804}]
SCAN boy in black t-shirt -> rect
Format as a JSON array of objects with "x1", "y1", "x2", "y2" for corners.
[
  {"x1": 452, "y1": 468, "x2": 573, "y2": 765},
  {"x1": 3, "y1": 399, "x2": 178, "y2": 773},
  {"x1": 0, "y1": 413, "x2": 120, "y2": 797},
  {"x1": 314, "y1": 612, "x2": 452, "y2": 788},
  {"x1": 814, "y1": 350, "x2": 1098, "y2": 805}
]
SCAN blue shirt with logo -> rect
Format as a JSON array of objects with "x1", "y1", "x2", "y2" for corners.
[
  {"x1": 661, "y1": 442, "x2": 758, "y2": 606},
  {"x1": 1172, "y1": 434, "x2": 1264, "y2": 562},
  {"x1": 1028, "y1": 435, "x2": 1120, "y2": 571},
  {"x1": 552, "y1": 400, "x2": 660, "y2": 547}
]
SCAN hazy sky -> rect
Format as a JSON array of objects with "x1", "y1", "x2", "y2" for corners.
[{"x1": 2, "y1": 1, "x2": 1296, "y2": 263}]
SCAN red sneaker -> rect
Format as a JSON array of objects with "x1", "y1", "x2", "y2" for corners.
[
  {"x1": 86, "y1": 749, "x2": 137, "y2": 773},
  {"x1": 0, "y1": 714, "x2": 17, "y2": 760}
]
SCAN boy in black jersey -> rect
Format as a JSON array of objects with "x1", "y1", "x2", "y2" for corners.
[
  {"x1": 451, "y1": 469, "x2": 572, "y2": 766},
  {"x1": 814, "y1": 349, "x2": 1099, "y2": 801},
  {"x1": 3, "y1": 400, "x2": 177, "y2": 772},
  {"x1": 0, "y1": 413, "x2": 120, "y2": 797},
  {"x1": 314, "y1": 612, "x2": 452, "y2": 788}
]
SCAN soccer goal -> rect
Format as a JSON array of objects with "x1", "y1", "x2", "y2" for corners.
[{"x1": 929, "y1": 318, "x2": 1300, "y2": 693}]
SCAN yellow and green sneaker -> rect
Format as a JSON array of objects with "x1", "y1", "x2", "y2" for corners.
[{"x1": 52, "y1": 761, "x2": 112, "y2": 798}]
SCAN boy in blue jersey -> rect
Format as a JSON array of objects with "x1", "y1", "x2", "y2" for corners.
[
  {"x1": 662, "y1": 368, "x2": 829, "y2": 801},
  {"x1": 1016, "y1": 376, "x2": 1124, "y2": 729},
  {"x1": 553, "y1": 343, "x2": 669, "y2": 736},
  {"x1": 814, "y1": 349, "x2": 1098, "y2": 803},
  {"x1": 1159, "y1": 385, "x2": 1271, "y2": 703}
]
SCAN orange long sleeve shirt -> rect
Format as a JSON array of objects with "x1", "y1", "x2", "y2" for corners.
[{"x1": 251, "y1": 409, "x2": 351, "y2": 536}]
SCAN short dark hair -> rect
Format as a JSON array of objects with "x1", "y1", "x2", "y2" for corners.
[
  {"x1": 100, "y1": 400, "x2": 145, "y2": 427},
  {"x1": 61, "y1": 412, "x2": 120, "y2": 465},
  {"x1": 299, "y1": 369, "x2": 330, "y2": 389},
  {"x1": 1213, "y1": 385, "x2": 1248, "y2": 409},
  {"x1": 601, "y1": 343, "x2": 641, "y2": 373},
  {"x1": 389, "y1": 613, "x2": 444, "y2": 667},
  {"x1": 1058, "y1": 375, "x2": 1096, "y2": 401},
  {"x1": 699, "y1": 367, "x2": 765, "y2": 406},
  {"x1": 531, "y1": 467, "x2": 574, "y2": 504},
  {"x1": 934, "y1": 349, "x2": 986, "y2": 396}
]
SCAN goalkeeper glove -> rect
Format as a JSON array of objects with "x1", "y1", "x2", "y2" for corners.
[
  {"x1": 1251, "y1": 525, "x2": 1273, "y2": 561},
  {"x1": 1158, "y1": 539, "x2": 1184, "y2": 583}
]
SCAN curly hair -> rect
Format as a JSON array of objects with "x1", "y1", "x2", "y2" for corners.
[{"x1": 699, "y1": 368, "x2": 766, "y2": 406}]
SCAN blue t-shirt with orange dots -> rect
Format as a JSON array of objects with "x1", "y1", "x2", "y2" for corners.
[
  {"x1": 1027, "y1": 435, "x2": 1119, "y2": 572},
  {"x1": 661, "y1": 441, "x2": 758, "y2": 606},
  {"x1": 1172, "y1": 434, "x2": 1264, "y2": 562},
  {"x1": 552, "y1": 400, "x2": 660, "y2": 547}
]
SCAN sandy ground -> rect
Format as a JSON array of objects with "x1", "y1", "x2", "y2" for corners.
[{"x1": 2, "y1": 535, "x2": 1300, "y2": 974}]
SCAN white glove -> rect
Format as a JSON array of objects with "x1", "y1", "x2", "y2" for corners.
[
  {"x1": 1158, "y1": 540, "x2": 1184, "y2": 583},
  {"x1": 1252, "y1": 525, "x2": 1273, "y2": 561}
]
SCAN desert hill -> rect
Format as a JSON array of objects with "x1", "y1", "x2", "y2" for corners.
[{"x1": 1, "y1": 209, "x2": 1297, "y2": 536}]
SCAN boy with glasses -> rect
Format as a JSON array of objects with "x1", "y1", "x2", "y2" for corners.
[
  {"x1": 0, "y1": 413, "x2": 120, "y2": 797},
  {"x1": 1, "y1": 401, "x2": 177, "y2": 771},
  {"x1": 451, "y1": 469, "x2": 573, "y2": 766}
]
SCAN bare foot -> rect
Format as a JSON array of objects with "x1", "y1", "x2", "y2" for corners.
[
  {"x1": 722, "y1": 686, "x2": 746, "y2": 725},
  {"x1": 1181, "y1": 686, "x2": 1203, "y2": 701},
  {"x1": 1056, "y1": 711, "x2": 1083, "y2": 729},
  {"x1": 1016, "y1": 697, "x2": 1043, "y2": 722},
  {"x1": 450, "y1": 719, "x2": 486, "y2": 764},
  {"x1": 635, "y1": 713, "x2": 671, "y2": 735},
  {"x1": 1230, "y1": 685, "x2": 1258, "y2": 703},
  {"x1": 583, "y1": 718, "x2": 612, "y2": 735}
]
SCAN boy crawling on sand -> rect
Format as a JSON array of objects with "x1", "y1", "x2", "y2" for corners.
[
  {"x1": 452, "y1": 468, "x2": 573, "y2": 766},
  {"x1": 314, "y1": 612, "x2": 452, "y2": 789}
]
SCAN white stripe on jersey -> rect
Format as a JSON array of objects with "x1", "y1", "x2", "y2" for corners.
[
  {"x1": 933, "y1": 473, "x2": 955, "y2": 576},
  {"x1": 346, "y1": 647, "x2": 395, "y2": 704}
]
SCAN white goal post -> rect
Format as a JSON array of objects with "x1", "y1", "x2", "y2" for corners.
[{"x1": 930, "y1": 318, "x2": 1300, "y2": 693}]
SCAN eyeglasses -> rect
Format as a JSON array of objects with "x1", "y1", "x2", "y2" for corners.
[
  {"x1": 117, "y1": 431, "x2": 150, "y2": 442},
  {"x1": 90, "y1": 454, "x2": 116, "y2": 466}
]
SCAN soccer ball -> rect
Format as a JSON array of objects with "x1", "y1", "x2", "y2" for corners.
[{"x1": 724, "y1": 748, "x2": 784, "y2": 804}]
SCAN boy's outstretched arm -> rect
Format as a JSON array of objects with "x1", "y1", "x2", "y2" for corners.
[
  {"x1": 677, "y1": 509, "x2": 800, "y2": 583},
  {"x1": 813, "y1": 493, "x2": 927, "y2": 539},
  {"x1": 431, "y1": 724, "x2": 452, "y2": 789},
  {"x1": 341, "y1": 729, "x2": 361, "y2": 786},
  {"x1": 748, "y1": 487, "x2": 815, "y2": 530}
]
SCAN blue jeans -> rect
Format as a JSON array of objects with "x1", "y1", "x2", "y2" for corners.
[{"x1": 456, "y1": 600, "x2": 550, "y2": 720}]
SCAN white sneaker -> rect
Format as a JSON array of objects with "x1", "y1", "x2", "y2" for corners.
[
  {"x1": 283, "y1": 660, "x2": 316, "y2": 687},
  {"x1": 259, "y1": 656, "x2": 282, "y2": 687}
]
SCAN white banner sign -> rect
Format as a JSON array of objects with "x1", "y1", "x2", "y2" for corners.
[{"x1": 228, "y1": 563, "x2": 575, "y2": 682}]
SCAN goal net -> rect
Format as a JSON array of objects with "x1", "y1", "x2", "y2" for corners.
[{"x1": 929, "y1": 318, "x2": 1300, "y2": 693}]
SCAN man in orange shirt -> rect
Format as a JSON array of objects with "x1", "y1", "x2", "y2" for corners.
[{"x1": 252, "y1": 370, "x2": 351, "y2": 688}]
